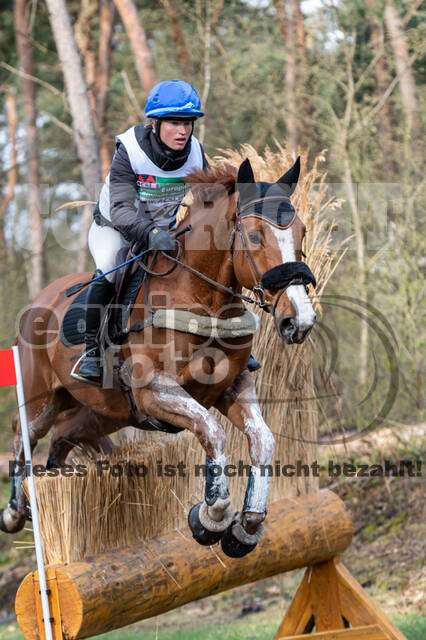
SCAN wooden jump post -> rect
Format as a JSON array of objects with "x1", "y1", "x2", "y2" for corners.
[{"x1": 15, "y1": 489, "x2": 406, "y2": 640}]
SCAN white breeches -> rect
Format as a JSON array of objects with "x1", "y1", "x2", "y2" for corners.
[{"x1": 88, "y1": 221, "x2": 128, "y2": 283}]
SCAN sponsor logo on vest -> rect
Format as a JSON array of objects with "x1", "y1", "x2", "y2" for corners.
[
  {"x1": 136, "y1": 175, "x2": 187, "y2": 201},
  {"x1": 137, "y1": 174, "x2": 156, "y2": 184}
]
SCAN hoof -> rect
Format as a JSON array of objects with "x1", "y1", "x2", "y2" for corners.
[
  {"x1": 188, "y1": 503, "x2": 223, "y2": 546},
  {"x1": 0, "y1": 507, "x2": 26, "y2": 533},
  {"x1": 220, "y1": 519, "x2": 258, "y2": 558}
]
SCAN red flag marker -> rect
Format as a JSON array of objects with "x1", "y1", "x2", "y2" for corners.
[{"x1": 0, "y1": 348, "x2": 17, "y2": 387}]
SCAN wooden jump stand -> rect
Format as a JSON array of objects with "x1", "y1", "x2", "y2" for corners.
[
  {"x1": 275, "y1": 557, "x2": 406, "y2": 640},
  {"x1": 15, "y1": 491, "x2": 407, "y2": 640}
]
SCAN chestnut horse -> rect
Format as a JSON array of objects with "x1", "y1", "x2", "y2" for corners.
[{"x1": 0, "y1": 157, "x2": 316, "y2": 558}]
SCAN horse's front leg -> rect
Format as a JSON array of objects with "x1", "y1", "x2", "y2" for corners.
[
  {"x1": 215, "y1": 369, "x2": 275, "y2": 557},
  {"x1": 133, "y1": 372, "x2": 233, "y2": 545}
]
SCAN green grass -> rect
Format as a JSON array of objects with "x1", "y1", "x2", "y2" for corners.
[{"x1": 1, "y1": 612, "x2": 424, "y2": 640}]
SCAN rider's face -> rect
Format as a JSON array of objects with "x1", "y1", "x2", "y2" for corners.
[{"x1": 156, "y1": 119, "x2": 194, "y2": 151}]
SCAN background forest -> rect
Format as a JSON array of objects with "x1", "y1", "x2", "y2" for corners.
[{"x1": 0, "y1": 0, "x2": 424, "y2": 447}]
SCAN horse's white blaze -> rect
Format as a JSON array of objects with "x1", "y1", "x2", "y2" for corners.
[{"x1": 270, "y1": 226, "x2": 316, "y2": 330}]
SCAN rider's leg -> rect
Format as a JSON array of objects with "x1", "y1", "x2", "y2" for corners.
[
  {"x1": 79, "y1": 222, "x2": 126, "y2": 381},
  {"x1": 79, "y1": 270, "x2": 115, "y2": 380}
]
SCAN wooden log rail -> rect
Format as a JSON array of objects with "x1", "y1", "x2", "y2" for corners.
[{"x1": 16, "y1": 489, "x2": 353, "y2": 640}]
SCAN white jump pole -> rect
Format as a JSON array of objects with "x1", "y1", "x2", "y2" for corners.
[{"x1": 12, "y1": 346, "x2": 54, "y2": 640}]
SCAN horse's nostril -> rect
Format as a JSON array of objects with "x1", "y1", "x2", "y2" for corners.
[{"x1": 279, "y1": 317, "x2": 296, "y2": 336}]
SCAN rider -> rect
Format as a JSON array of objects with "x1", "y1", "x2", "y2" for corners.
[{"x1": 79, "y1": 79, "x2": 261, "y2": 382}]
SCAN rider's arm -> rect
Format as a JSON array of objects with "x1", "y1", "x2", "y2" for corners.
[{"x1": 109, "y1": 144, "x2": 155, "y2": 243}]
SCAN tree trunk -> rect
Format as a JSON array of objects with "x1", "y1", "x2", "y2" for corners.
[
  {"x1": 274, "y1": 0, "x2": 298, "y2": 153},
  {"x1": 0, "y1": 88, "x2": 18, "y2": 254},
  {"x1": 14, "y1": 0, "x2": 46, "y2": 297},
  {"x1": 385, "y1": 0, "x2": 420, "y2": 138},
  {"x1": 272, "y1": 0, "x2": 286, "y2": 42},
  {"x1": 198, "y1": 0, "x2": 223, "y2": 145},
  {"x1": 113, "y1": 0, "x2": 156, "y2": 95},
  {"x1": 343, "y1": 151, "x2": 368, "y2": 387},
  {"x1": 198, "y1": 15, "x2": 211, "y2": 146},
  {"x1": 296, "y1": 0, "x2": 312, "y2": 149},
  {"x1": 341, "y1": 43, "x2": 368, "y2": 387},
  {"x1": 74, "y1": 0, "x2": 99, "y2": 121},
  {"x1": 96, "y1": 0, "x2": 116, "y2": 178},
  {"x1": 159, "y1": 0, "x2": 191, "y2": 78},
  {"x1": 368, "y1": 11, "x2": 397, "y2": 178},
  {"x1": 285, "y1": 0, "x2": 298, "y2": 153},
  {"x1": 45, "y1": 0, "x2": 102, "y2": 271}
]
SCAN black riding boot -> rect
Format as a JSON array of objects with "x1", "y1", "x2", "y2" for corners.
[
  {"x1": 79, "y1": 270, "x2": 115, "y2": 383},
  {"x1": 247, "y1": 353, "x2": 262, "y2": 372}
]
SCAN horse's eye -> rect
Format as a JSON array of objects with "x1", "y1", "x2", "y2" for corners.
[{"x1": 248, "y1": 232, "x2": 261, "y2": 245}]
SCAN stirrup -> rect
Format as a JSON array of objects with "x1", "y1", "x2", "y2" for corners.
[{"x1": 70, "y1": 348, "x2": 102, "y2": 386}]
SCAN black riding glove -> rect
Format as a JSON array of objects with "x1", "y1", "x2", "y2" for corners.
[{"x1": 148, "y1": 227, "x2": 176, "y2": 252}]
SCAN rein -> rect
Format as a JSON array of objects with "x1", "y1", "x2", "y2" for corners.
[{"x1": 138, "y1": 236, "x2": 262, "y2": 309}]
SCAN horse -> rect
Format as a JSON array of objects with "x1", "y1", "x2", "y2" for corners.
[{"x1": 0, "y1": 156, "x2": 316, "y2": 558}]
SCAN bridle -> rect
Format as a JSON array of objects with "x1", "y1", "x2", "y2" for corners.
[
  {"x1": 135, "y1": 194, "x2": 315, "y2": 323},
  {"x1": 231, "y1": 194, "x2": 299, "y2": 311}
]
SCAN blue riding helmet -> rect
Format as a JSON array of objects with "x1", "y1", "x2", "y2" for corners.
[{"x1": 145, "y1": 80, "x2": 204, "y2": 119}]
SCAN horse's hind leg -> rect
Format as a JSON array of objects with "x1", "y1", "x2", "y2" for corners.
[
  {"x1": 215, "y1": 370, "x2": 275, "y2": 558},
  {"x1": 0, "y1": 395, "x2": 60, "y2": 534},
  {"x1": 48, "y1": 405, "x2": 116, "y2": 466}
]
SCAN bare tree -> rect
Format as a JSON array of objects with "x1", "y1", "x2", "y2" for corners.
[
  {"x1": 159, "y1": 0, "x2": 191, "y2": 78},
  {"x1": 274, "y1": 0, "x2": 298, "y2": 153},
  {"x1": 198, "y1": 0, "x2": 224, "y2": 145},
  {"x1": 45, "y1": 0, "x2": 102, "y2": 271},
  {"x1": 14, "y1": 0, "x2": 46, "y2": 297},
  {"x1": 341, "y1": 40, "x2": 369, "y2": 387},
  {"x1": 74, "y1": 0, "x2": 98, "y2": 119},
  {"x1": 75, "y1": 0, "x2": 116, "y2": 179},
  {"x1": 385, "y1": 0, "x2": 420, "y2": 138},
  {"x1": 0, "y1": 88, "x2": 18, "y2": 253},
  {"x1": 296, "y1": 0, "x2": 312, "y2": 148},
  {"x1": 113, "y1": 0, "x2": 156, "y2": 95},
  {"x1": 96, "y1": 0, "x2": 116, "y2": 178},
  {"x1": 272, "y1": 0, "x2": 286, "y2": 42},
  {"x1": 368, "y1": 9, "x2": 397, "y2": 178}
]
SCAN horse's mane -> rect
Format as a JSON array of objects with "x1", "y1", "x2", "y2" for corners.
[
  {"x1": 176, "y1": 165, "x2": 237, "y2": 224},
  {"x1": 185, "y1": 164, "x2": 237, "y2": 200}
]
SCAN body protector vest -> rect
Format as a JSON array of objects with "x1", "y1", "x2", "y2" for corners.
[{"x1": 96, "y1": 126, "x2": 204, "y2": 234}]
